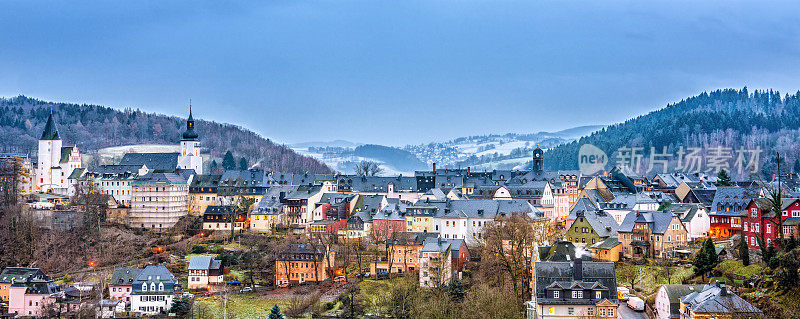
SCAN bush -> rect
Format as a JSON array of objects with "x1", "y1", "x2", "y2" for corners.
[
  {"x1": 325, "y1": 301, "x2": 336, "y2": 310},
  {"x1": 191, "y1": 245, "x2": 207, "y2": 254}
]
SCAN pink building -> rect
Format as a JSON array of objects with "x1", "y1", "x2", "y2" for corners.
[
  {"x1": 372, "y1": 209, "x2": 407, "y2": 241},
  {"x1": 8, "y1": 276, "x2": 61, "y2": 317},
  {"x1": 109, "y1": 268, "x2": 142, "y2": 307}
]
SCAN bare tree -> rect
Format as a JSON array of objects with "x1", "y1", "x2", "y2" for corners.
[{"x1": 355, "y1": 161, "x2": 382, "y2": 177}]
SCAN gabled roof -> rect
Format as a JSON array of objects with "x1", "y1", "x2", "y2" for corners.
[
  {"x1": 534, "y1": 260, "x2": 618, "y2": 304},
  {"x1": 0, "y1": 267, "x2": 47, "y2": 283},
  {"x1": 188, "y1": 256, "x2": 222, "y2": 270},
  {"x1": 680, "y1": 284, "x2": 762, "y2": 315},
  {"x1": 618, "y1": 210, "x2": 677, "y2": 235},
  {"x1": 110, "y1": 268, "x2": 142, "y2": 286},
  {"x1": 591, "y1": 237, "x2": 620, "y2": 250},
  {"x1": 134, "y1": 172, "x2": 187, "y2": 184},
  {"x1": 253, "y1": 185, "x2": 298, "y2": 214},
  {"x1": 133, "y1": 265, "x2": 176, "y2": 285},
  {"x1": 59, "y1": 146, "x2": 75, "y2": 163},
  {"x1": 119, "y1": 152, "x2": 179, "y2": 172}
]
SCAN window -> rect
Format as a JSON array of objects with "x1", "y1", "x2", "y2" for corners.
[
  {"x1": 608, "y1": 308, "x2": 615, "y2": 317},
  {"x1": 553, "y1": 290, "x2": 560, "y2": 298},
  {"x1": 572, "y1": 290, "x2": 578, "y2": 298},
  {"x1": 568, "y1": 307, "x2": 574, "y2": 315},
  {"x1": 600, "y1": 308, "x2": 606, "y2": 316},
  {"x1": 596, "y1": 291, "x2": 602, "y2": 299},
  {"x1": 548, "y1": 307, "x2": 554, "y2": 315},
  {"x1": 577, "y1": 291, "x2": 583, "y2": 298},
  {"x1": 588, "y1": 308, "x2": 594, "y2": 316}
]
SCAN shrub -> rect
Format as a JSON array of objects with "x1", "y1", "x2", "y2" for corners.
[{"x1": 191, "y1": 245, "x2": 207, "y2": 254}]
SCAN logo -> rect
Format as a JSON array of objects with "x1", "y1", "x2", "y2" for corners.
[{"x1": 578, "y1": 144, "x2": 607, "y2": 175}]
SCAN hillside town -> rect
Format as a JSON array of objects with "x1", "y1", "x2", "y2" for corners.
[{"x1": 0, "y1": 109, "x2": 796, "y2": 319}]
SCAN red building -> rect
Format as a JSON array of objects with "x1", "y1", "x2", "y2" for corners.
[
  {"x1": 708, "y1": 187, "x2": 752, "y2": 238},
  {"x1": 743, "y1": 198, "x2": 800, "y2": 248},
  {"x1": 372, "y1": 210, "x2": 407, "y2": 241}
]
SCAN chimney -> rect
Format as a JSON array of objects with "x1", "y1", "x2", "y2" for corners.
[
  {"x1": 574, "y1": 258, "x2": 583, "y2": 281},
  {"x1": 467, "y1": 166, "x2": 471, "y2": 175},
  {"x1": 720, "y1": 284, "x2": 728, "y2": 296},
  {"x1": 433, "y1": 163, "x2": 437, "y2": 174}
]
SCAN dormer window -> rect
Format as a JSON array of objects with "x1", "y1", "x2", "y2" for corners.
[
  {"x1": 150, "y1": 283, "x2": 156, "y2": 291},
  {"x1": 141, "y1": 283, "x2": 147, "y2": 291},
  {"x1": 158, "y1": 283, "x2": 164, "y2": 291}
]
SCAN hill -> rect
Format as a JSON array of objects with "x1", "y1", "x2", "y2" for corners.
[
  {"x1": 544, "y1": 88, "x2": 800, "y2": 179},
  {"x1": 0, "y1": 95, "x2": 332, "y2": 174}
]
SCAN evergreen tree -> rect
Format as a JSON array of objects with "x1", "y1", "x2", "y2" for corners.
[
  {"x1": 269, "y1": 304, "x2": 284, "y2": 319},
  {"x1": 239, "y1": 157, "x2": 248, "y2": 170},
  {"x1": 694, "y1": 239, "x2": 719, "y2": 275},
  {"x1": 794, "y1": 158, "x2": 800, "y2": 173},
  {"x1": 210, "y1": 160, "x2": 218, "y2": 171},
  {"x1": 446, "y1": 279, "x2": 466, "y2": 301},
  {"x1": 222, "y1": 151, "x2": 236, "y2": 170},
  {"x1": 716, "y1": 169, "x2": 732, "y2": 186},
  {"x1": 739, "y1": 240, "x2": 750, "y2": 266}
]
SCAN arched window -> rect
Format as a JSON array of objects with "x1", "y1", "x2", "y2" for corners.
[
  {"x1": 141, "y1": 283, "x2": 147, "y2": 292},
  {"x1": 158, "y1": 283, "x2": 164, "y2": 291},
  {"x1": 150, "y1": 283, "x2": 156, "y2": 291}
]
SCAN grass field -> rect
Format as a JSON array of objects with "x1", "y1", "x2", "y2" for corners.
[
  {"x1": 616, "y1": 262, "x2": 694, "y2": 297},
  {"x1": 193, "y1": 294, "x2": 294, "y2": 319}
]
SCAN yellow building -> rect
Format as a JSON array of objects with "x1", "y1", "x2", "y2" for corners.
[{"x1": 590, "y1": 237, "x2": 622, "y2": 262}]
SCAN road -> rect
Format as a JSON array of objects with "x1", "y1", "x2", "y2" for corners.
[{"x1": 617, "y1": 304, "x2": 648, "y2": 319}]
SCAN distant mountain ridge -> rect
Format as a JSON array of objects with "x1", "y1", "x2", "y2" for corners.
[
  {"x1": 0, "y1": 95, "x2": 332, "y2": 174},
  {"x1": 544, "y1": 88, "x2": 800, "y2": 179}
]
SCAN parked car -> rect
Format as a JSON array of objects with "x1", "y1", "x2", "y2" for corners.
[
  {"x1": 333, "y1": 276, "x2": 346, "y2": 282},
  {"x1": 627, "y1": 297, "x2": 645, "y2": 311},
  {"x1": 240, "y1": 287, "x2": 253, "y2": 293}
]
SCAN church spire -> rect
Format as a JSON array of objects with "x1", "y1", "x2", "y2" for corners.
[
  {"x1": 40, "y1": 108, "x2": 61, "y2": 140},
  {"x1": 181, "y1": 102, "x2": 198, "y2": 140}
]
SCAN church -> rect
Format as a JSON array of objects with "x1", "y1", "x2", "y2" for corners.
[{"x1": 36, "y1": 109, "x2": 82, "y2": 195}]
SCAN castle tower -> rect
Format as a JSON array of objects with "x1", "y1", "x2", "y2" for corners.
[
  {"x1": 37, "y1": 109, "x2": 62, "y2": 192},
  {"x1": 178, "y1": 104, "x2": 203, "y2": 174},
  {"x1": 532, "y1": 146, "x2": 543, "y2": 173}
]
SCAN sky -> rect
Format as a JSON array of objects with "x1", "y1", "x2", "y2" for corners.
[{"x1": 2, "y1": 1, "x2": 800, "y2": 146}]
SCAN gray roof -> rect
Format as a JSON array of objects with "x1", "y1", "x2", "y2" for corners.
[
  {"x1": 190, "y1": 174, "x2": 222, "y2": 188},
  {"x1": 286, "y1": 184, "x2": 323, "y2": 200},
  {"x1": 133, "y1": 172, "x2": 187, "y2": 184},
  {"x1": 538, "y1": 241, "x2": 578, "y2": 262},
  {"x1": 438, "y1": 199, "x2": 537, "y2": 219},
  {"x1": 188, "y1": 256, "x2": 222, "y2": 270},
  {"x1": 40, "y1": 110, "x2": 60, "y2": 140},
  {"x1": 421, "y1": 238, "x2": 451, "y2": 253},
  {"x1": 591, "y1": 237, "x2": 620, "y2": 250},
  {"x1": 618, "y1": 210, "x2": 676, "y2": 235},
  {"x1": 710, "y1": 186, "x2": 756, "y2": 215},
  {"x1": 119, "y1": 152, "x2": 179, "y2": 172},
  {"x1": 220, "y1": 169, "x2": 268, "y2": 187},
  {"x1": 133, "y1": 265, "x2": 176, "y2": 285},
  {"x1": 534, "y1": 260, "x2": 618, "y2": 304},
  {"x1": 110, "y1": 268, "x2": 143, "y2": 286},
  {"x1": 664, "y1": 203, "x2": 704, "y2": 222},
  {"x1": 254, "y1": 185, "x2": 298, "y2": 214},
  {"x1": 680, "y1": 284, "x2": 762, "y2": 315},
  {"x1": 0, "y1": 267, "x2": 46, "y2": 283},
  {"x1": 345, "y1": 175, "x2": 417, "y2": 192}
]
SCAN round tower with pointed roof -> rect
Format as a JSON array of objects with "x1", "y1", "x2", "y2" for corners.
[{"x1": 178, "y1": 104, "x2": 203, "y2": 174}]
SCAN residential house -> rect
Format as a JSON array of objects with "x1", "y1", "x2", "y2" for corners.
[
  {"x1": 419, "y1": 238, "x2": 452, "y2": 288},
  {"x1": 709, "y1": 187, "x2": 755, "y2": 238},
  {"x1": 284, "y1": 184, "x2": 326, "y2": 226},
  {"x1": 130, "y1": 265, "x2": 179, "y2": 315},
  {"x1": 655, "y1": 284, "x2": 707, "y2": 319},
  {"x1": 618, "y1": 210, "x2": 689, "y2": 259},
  {"x1": 0, "y1": 268, "x2": 47, "y2": 305},
  {"x1": 217, "y1": 169, "x2": 269, "y2": 207},
  {"x1": 743, "y1": 198, "x2": 800, "y2": 249},
  {"x1": 203, "y1": 205, "x2": 247, "y2": 231},
  {"x1": 274, "y1": 244, "x2": 333, "y2": 287},
  {"x1": 565, "y1": 201, "x2": 618, "y2": 248},
  {"x1": 370, "y1": 234, "x2": 423, "y2": 275},
  {"x1": 591, "y1": 237, "x2": 622, "y2": 262},
  {"x1": 250, "y1": 185, "x2": 297, "y2": 232},
  {"x1": 435, "y1": 199, "x2": 538, "y2": 246},
  {"x1": 527, "y1": 259, "x2": 619, "y2": 319},
  {"x1": 109, "y1": 268, "x2": 142, "y2": 307},
  {"x1": 188, "y1": 174, "x2": 222, "y2": 215},
  {"x1": 7, "y1": 270, "x2": 61, "y2": 318},
  {"x1": 187, "y1": 256, "x2": 223, "y2": 290},
  {"x1": 665, "y1": 203, "x2": 711, "y2": 241},
  {"x1": 679, "y1": 283, "x2": 762, "y2": 318}
]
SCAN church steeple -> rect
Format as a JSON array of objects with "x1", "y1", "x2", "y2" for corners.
[
  {"x1": 181, "y1": 103, "x2": 198, "y2": 140},
  {"x1": 41, "y1": 108, "x2": 61, "y2": 140}
]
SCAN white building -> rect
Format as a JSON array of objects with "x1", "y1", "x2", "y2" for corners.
[
  {"x1": 130, "y1": 265, "x2": 177, "y2": 315},
  {"x1": 36, "y1": 110, "x2": 81, "y2": 195},
  {"x1": 433, "y1": 200, "x2": 538, "y2": 246},
  {"x1": 177, "y1": 106, "x2": 203, "y2": 174},
  {"x1": 129, "y1": 172, "x2": 189, "y2": 230}
]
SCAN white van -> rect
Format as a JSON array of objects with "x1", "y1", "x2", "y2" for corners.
[{"x1": 627, "y1": 296, "x2": 645, "y2": 311}]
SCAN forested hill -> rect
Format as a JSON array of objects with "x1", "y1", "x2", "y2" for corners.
[
  {"x1": 544, "y1": 88, "x2": 800, "y2": 178},
  {"x1": 0, "y1": 96, "x2": 332, "y2": 174}
]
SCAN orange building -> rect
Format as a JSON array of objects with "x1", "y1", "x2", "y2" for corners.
[{"x1": 274, "y1": 244, "x2": 334, "y2": 287}]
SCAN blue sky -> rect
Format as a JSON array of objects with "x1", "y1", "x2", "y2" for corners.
[{"x1": 2, "y1": 1, "x2": 800, "y2": 146}]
